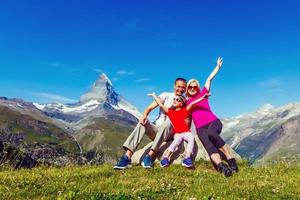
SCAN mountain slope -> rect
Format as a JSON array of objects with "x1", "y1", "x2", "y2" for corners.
[
  {"x1": 0, "y1": 98, "x2": 81, "y2": 166},
  {"x1": 221, "y1": 103, "x2": 300, "y2": 164},
  {"x1": 259, "y1": 116, "x2": 300, "y2": 161},
  {"x1": 75, "y1": 117, "x2": 151, "y2": 162}
]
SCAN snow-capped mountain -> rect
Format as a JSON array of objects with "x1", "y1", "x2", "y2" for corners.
[
  {"x1": 0, "y1": 74, "x2": 143, "y2": 164},
  {"x1": 221, "y1": 103, "x2": 300, "y2": 164},
  {"x1": 29, "y1": 73, "x2": 145, "y2": 161},
  {"x1": 33, "y1": 73, "x2": 142, "y2": 128}
]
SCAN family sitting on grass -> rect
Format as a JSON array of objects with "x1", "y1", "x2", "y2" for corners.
[{"x1": 114, "y1": 57, "x2": 238, "y2": 177}]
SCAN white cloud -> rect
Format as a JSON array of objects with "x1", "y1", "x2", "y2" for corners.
[
  {"x1": 49, "y1": 63, "x2": 79, "y2": 72},
  {"x1": 116, "y1": 70, "x2": 135, "y2": 76},
  {"x1": 259, "y1": 78, "x2": 283, "y2": 93},
  {"x1": 33, "y1": 92, "x2": 77, "y2": 103},
  {"x1": 270, "y1": 88, "x2": 283, "y2": 93},
  {"x1": 259, "y1": 79, "x2": 281, "y2": 87},
  {"x1": 144, "y1": 86, "x2": 157, "y2": 92},
  {"x1": 134, "y1": 78, "x2": 150, "y2": 83},
  {"x1": 94, "y1": 68, "x2": 103, "y2": 73}
]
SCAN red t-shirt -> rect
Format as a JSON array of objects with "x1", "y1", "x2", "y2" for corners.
[{"x1": 167, "y1": 107, "x2": 190, "y2": 134}]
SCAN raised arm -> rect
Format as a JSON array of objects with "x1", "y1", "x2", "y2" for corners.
[
  {"x1": 186, "y1": 93, "x2": 210, "y2": 112},
  {"x1": 147, "y1": 93, "x2": 169, "y2": 114},
  {"x1": 204, "y1": 57, "x2": 223, "y2": 91}
]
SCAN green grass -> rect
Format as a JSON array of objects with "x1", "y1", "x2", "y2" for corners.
[{"x1": 0, "y1": 161, "x2": 299, "y2": 200}]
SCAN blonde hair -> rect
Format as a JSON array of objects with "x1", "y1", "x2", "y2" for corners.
[{"x1": 186, "y1": 79, "x2": 201, "y2": 97}]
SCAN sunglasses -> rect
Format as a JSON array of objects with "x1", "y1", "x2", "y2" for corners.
[
  {"x1": 173, "y1": 97, "x2": 183, "y2": 103},
  {"x1": 188, "y1": 86, "x2": 198, "y2": 90}
]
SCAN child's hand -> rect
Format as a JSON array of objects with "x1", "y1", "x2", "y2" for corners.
[{"x1": 147, "y1": 92, "x2": 156, "y2": 98}]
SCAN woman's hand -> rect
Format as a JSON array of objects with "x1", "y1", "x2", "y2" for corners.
[
  {"x1": 204, "y1": 57, "x2": 223, "y2": 91},
  {"x1": 217, "y1": 57, "x2": 223, "y2": 67}
]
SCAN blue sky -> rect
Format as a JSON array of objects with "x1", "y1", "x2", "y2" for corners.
[{"x1": 0, "y1": 0, "x2": 300, "y2": 117}]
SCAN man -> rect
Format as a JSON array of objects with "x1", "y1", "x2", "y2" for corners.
[{"x1": 114, "y1": 78, "x2": 187, "y2": 169}]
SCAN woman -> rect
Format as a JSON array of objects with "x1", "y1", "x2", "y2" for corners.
[{"x1": 186, "y1": 57, "x2": 238, "y2": 177}]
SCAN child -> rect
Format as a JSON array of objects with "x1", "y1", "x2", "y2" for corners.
[{"x1": 148, "y1": 92, "x2": 210, "y2": 168}]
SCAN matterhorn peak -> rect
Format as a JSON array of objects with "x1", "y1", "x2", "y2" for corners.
[
  {"x1": 80, "y1": 73, "x2": 119, "y2": 104},
  {"x1": 99, "y1": 73, "x2": 113, "y2": 86}
]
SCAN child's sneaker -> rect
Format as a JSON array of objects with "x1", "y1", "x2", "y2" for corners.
[
  {"x1": 160, "y1": 157, "x2": 170, "y2": 167},
  {"x1": 182, "y1": 157, "x2": 194, "y2": 168}
]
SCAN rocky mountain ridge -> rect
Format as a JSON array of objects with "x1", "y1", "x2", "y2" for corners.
[{"x1": 221, "y1": 102, "x2": 300, "y2": 164}]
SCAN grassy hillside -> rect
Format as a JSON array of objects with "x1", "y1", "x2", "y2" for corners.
[
  {"x1": 0, "y1": 106, "x2": 80, "y2": 154},
  {"x1": 76, "y1": 117, "x2": 150, "y2": 160},
  {"x1": 0, "y1": 161, "x2": 299, "y2": 199}
]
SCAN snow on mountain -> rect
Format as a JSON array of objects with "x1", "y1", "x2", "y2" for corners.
[
  {"x1": 223, "y1": 103, "x2": 300, "y2": 133},
  {"x1": 221, "y1": 102, "x2": 300, "y2": 163},
  {"x1": 257, "y1": 103, "x2": 274, "y2": 113},
  {"x1": 34, "y1": 100, "x2": 101, "y2": 114},
  {"x1": 33, "y1": 103, "x2": 46, "y2": 110},
  {"x1": 222, "y1": 103, "x2": 289, "y2": 146},
  {"x1": 33, "y1": 73, "x2": 142, "y2": 125},
  {"x1": 118, "y1": 98, "x2": 142, "y2": 119}
]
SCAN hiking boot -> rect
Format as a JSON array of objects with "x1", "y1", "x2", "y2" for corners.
[
  {"x1": 227, "y1": 158, "x2": 239, "y2": 173},
  {"x1": 141, "y1": 155, "x2": 154, "y2": 169},
  {"x1": 160, "y1": 157, "x2": 170, "y2": 168},
  {"x1": 182, "y1": 157, "x2": 194, "y2": 168},
  {"x1": 113, "y1": 155, "x2": 132, "y2": 170},
  {"x1": 217, "y1": 162, "x2": 232, "y2": 177}
]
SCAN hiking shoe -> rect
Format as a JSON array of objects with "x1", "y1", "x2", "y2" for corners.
[
  {"x1": 113, "y1": 155, "x2": 132, "y2": 170},
  {"x1": 182, "y1": 157, "x2": 194, "y2": 168},
  {"x1": 227, "y1": 158, "x2": 239, "y2": 173},
  {"x1": 160, "y1": 157, "x2": 170, "y2": 168},
  {"x1": 141, "y1": 155, "x2": 154, "y2": 169},
  {"x1": 217, "y1": 162, "x2": 232, "y2": 177}
]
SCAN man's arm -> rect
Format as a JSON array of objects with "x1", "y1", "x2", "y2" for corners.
[
  {"x1": 204, "y1": 57, "x2": 223, "y2": 91},
  {"x1": 139, "y1": 101, "x2": 159, "y2": 125},
  {"x1": 186, "y1": 93, "x2": 210, "y2": 112}
]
